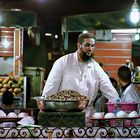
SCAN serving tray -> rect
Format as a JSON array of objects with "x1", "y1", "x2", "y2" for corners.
[
  {"x1": 90, "y1": 116, "x2": 140, "y2": 127},
  {"x1": 90, "y1": 116, "x2": 140, "y2": 120},
  {"x1": 0, "y1": 117, "x2": 22, "y2": 122}
]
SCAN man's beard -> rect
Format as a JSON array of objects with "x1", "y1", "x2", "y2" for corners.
[{"x1": 80, "y1": 51, "x2": 92, "y2": 62}]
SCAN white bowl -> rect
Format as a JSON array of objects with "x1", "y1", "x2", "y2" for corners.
[
  {"x1": 128, "y1": 111, "x2": 138, "y2": 118},
  {"x1": 0, "y1": 110, "x2": 6, "y2": 117},
  {"x1": 7, "y1": 112, "x2": 17, "y2": 118},
  {"x1": 116, "y1": 110, "x2": 128, "y2": 118},
  {"x1": 18, "y1": 112, "x2": 28, "y2": 118},
  {"x1": 104, "y1": 112, "x2": 116, "y2": 118},
  {"x1": 92, "y1": 112, "x2": 105, "y2": 119}
]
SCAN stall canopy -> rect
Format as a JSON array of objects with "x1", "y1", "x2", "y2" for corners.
[
  {"x1": 62, "y1": 9, "x2": 139, "y2": 33},
  {"x1": 0, "y1": 10, "x2": 37, "y2": 28}
]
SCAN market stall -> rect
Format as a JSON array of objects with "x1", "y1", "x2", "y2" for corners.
[
  {"x1": 0, "y1": 10, "x2": 49, "y2": 139},
  {"x1": 61, "y1": 9, "x2": 138, "y2": 79},
  {"x1": 0, "y1": 84, "x2": 139, "y2": 138},
  {"x1": 0, "y1": 9, "x2": 139, "y2": 139},
  {"x1": 61, "y1": 9, "x2": 137, "y2": 33},
  {"x1": 0, "y1": 10, "x2": 37, "y2": 108}
]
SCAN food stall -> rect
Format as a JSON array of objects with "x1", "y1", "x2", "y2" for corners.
[
  {"x1": 0, "y1": 9, "x2": 37, "y2": 107},
  {"x1": 0, "y1": 89, "x2": 140, "y2": 138},
  {"x1": 61, "y1": 9, "x2": 138, "y2": 79},
  {"x1": 0, "y1": 27, "x2": 26, "y2": 108},
  {"x1": 0, "y1": 9, "x2": 139, "y2": 139},
  {"x1": 0, "y1": 10, "x2": 39, "y2": 133}
]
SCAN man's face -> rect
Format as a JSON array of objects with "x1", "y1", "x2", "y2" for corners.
[{"x1": 78, "y1": 38, "x2": 95, "y2": 62}]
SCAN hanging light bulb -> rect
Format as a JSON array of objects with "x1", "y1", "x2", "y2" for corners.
[{"x1": 130, "y1": 0, "x2": 140, "y2": 24}]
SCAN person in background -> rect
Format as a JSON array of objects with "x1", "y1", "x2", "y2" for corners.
[
  {"x1": 0, "y1": 91, "x2": 17, "y2": 127},
  {"x1": 1, "y1": 91, "x2": 14, "y2": 114},
  {"x1": 42, "y1": 32, "x2": 119, "y2": 119},
  {"x1": 118, "y1": 65, "x2": 131, "y2": 96},
  {"x1": 121, "y1": 82, "x2": 140, "y2": 103},
  {"x1": 118, "y1": 65, "x2": 140, "y2": 123},
  {"x1": 95, "y1": 77, "x2": 119, "y2": 113}
]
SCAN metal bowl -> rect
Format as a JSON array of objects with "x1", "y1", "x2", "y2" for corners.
[{"x1": 33, "y1": 96, "x2": 89, "y2": 112}]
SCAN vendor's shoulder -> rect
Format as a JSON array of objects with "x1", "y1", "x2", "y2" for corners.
[
  {"x1": 53, "y1": 53, "x2": 74, "y2": 68},
  {"x1": 57, "y1": 52, "x2": 75, "y2": 61},
  {"x1": 91, "y1": 59, "x2": 100, "y2": 66}
]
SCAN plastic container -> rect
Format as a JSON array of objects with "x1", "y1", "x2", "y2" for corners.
[
  {"x1": 107, "y1": 102, "x2": 138, "y2": 114},
  {"x1": 106, "y1": 102, "x2": 139, "y2": 127}
]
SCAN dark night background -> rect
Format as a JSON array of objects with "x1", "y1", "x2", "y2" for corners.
[
  {"x1": 0, "y1": 0, "x2": 139, "y2": 78},
  {"x1": 0, "y1": 0, "x2": 135, "y2": 33}
]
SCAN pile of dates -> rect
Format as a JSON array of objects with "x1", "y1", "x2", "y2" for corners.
[{"x1": 46, "y1": 90, "x2": 88, "y2": 101}]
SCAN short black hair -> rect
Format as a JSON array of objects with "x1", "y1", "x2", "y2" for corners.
[
  {"x1": 2, "y1": 91, "x2": 14, "y2": 105},
  {"x1": 118, "y1": 66, "x2": 131, "y2": 83},
  {"x1": 77, "y1": 33, "x2": 95, "y2": 44}
]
